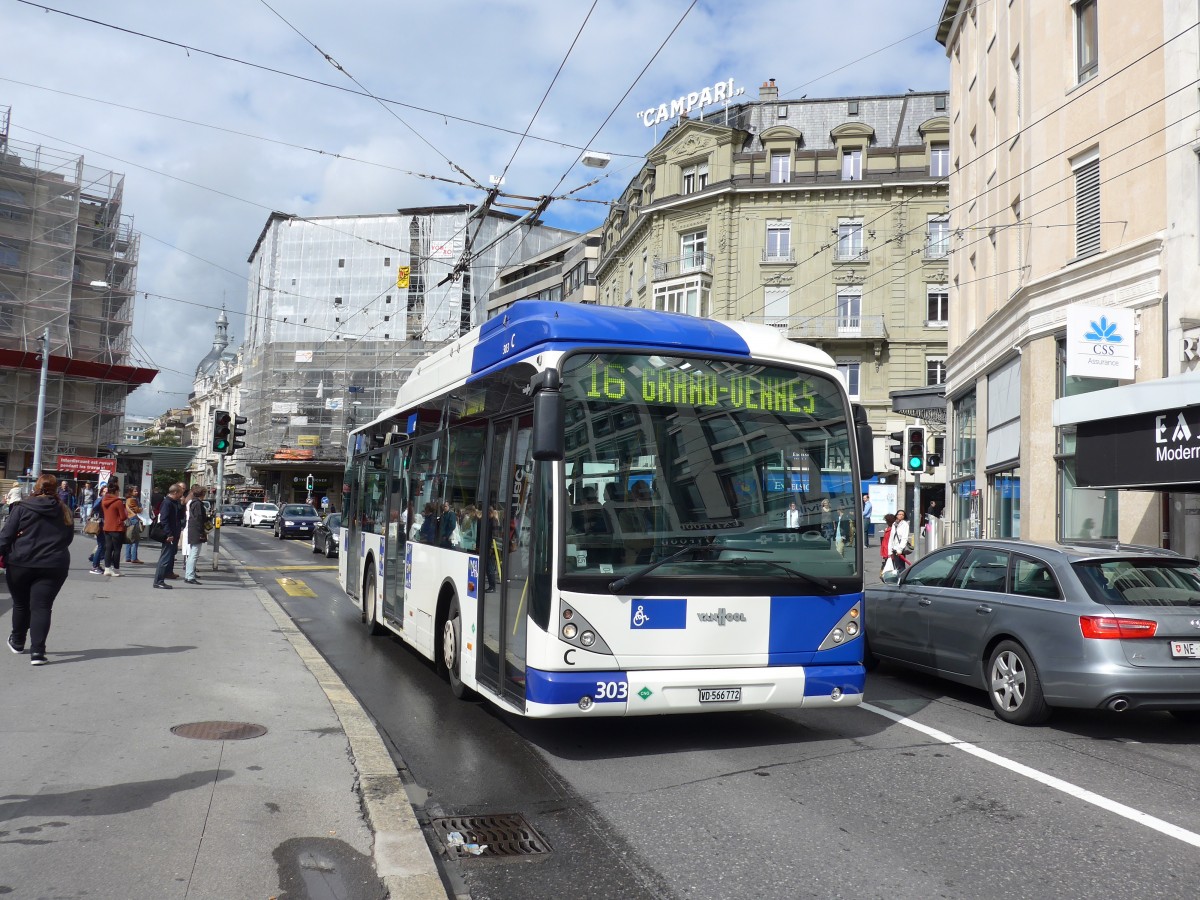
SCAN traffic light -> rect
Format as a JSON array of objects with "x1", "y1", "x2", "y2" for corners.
[
  {"x1": 905, "y1": 425, "x2": 927, "y2": 475},
  {"x1": 211, "y1": 409, "x2": 231, "y2": 453},
  {"x1": 306, "y1": 474, "x2": 315, "y2": 492},
  {"x1": 888, "y1": 431, "x2": 906, "y2": 470},
  {"x1": 229, "y1": 414, "x2": 248, "y2": 456}
]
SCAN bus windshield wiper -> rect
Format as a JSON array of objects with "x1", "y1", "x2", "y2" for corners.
[
  {"x1": 716, "y1": 553, "x2": 836, "y2": 593},
  {"x1": 608, "y1": 545, "x2": 704, "y2": 594}
]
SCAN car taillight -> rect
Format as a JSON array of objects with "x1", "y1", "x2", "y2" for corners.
[{"x1": 1079, "y1": 616, "x2": 1159, "y2": 639}]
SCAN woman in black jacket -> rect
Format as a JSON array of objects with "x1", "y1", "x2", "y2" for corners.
[{"x1": 1, "y1": 474, "x2": 75, "y2": 665}]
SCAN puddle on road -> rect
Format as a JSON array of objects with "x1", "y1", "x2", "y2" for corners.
[{"x1": 273, "y1": 837, "x2": 384, "y2": 900}]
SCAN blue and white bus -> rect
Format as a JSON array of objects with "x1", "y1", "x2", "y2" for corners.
[{"x1": 339, "y1": 301, "x2": 874, "y2": 718}]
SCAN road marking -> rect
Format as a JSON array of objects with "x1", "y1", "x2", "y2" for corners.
[
  {"x1": 244, "y1": 565, "x2": 337, "y2": 571},
  {"x1": 276, "y1": 577, "x2": 317, "y2": 597},
  {"x1": 861, "y1": 701, "x2": 1200, "y2": 849}
]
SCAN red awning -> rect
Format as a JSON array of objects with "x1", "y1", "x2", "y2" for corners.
[{"x1": 0, "y1": 348, "x2": 158, "y2": 387}]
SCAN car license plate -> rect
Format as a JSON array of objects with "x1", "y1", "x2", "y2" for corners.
[
  {"x1": 1171, "y1": 641, "x2": 1200, "y2": 659},
  {"x1": 699, "y1": 687, "x2": 741, "y2": 703}
]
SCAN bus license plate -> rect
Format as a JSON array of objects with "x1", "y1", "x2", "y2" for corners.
[
  {"x1": 699, "y1": 688, "x2": 741, "y2": 703},
  {"x1": 1171, "y1": 641, "x2": 1200, "y2": 659}
]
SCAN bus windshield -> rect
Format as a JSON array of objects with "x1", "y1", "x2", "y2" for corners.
[{"x1": 559, "y1": 351, "x2": 860, "y2": 591}]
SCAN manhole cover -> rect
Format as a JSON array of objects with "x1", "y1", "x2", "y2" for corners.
[
  {"x1": 171, "y1": 721, "x2": 268, "y2": 741},
  {"x1": 429, "y1": 814, "x2": 551, "y2": 860}
]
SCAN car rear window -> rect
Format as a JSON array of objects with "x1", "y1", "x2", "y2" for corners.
[{"x1": 1074, "y1": 559, "x2": 1200, "y2": 607}]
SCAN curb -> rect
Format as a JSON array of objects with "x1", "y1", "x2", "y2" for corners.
[{"x1": 228, "y1": 553, "x2": 447, "y2": 900}]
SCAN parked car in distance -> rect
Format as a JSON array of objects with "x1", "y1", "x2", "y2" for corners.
[
  {"x1": 219, "y1": 505, "x2": 243, "y2": 526},
  {"x1": 243, "y1": 502, "x2": 279, "y2": 528},
  {"x1": 865, "y1": 539, "x2": 1200, "y2": 725},
  {"x1": 275, "y1": 503, "x2": 321, "y2": 539},
  {"x1": 312, "y1": 513, "x2": 341, "y2": 558}
]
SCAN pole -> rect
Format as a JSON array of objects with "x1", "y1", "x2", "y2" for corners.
[
  {"x1": 31, "y1": 327, "x2": 50, "y2": 478},
  {"x1": 211, "y1": 452, "x2": 224, "y2": 571},
  {"x1": 912, "y1": 473, "x2": 922, "y2": 564}
]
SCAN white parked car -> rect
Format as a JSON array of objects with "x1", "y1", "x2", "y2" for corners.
[{"x1": 243, "y1": 502, "x2": 279, "y2": 527}]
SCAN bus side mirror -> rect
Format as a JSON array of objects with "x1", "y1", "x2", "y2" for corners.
[
  {"x1": 531, "y1": 370, "x2": 564, "y2": 462},
  {"x1": 853, "y1": 403, "x2": 875, "y2": 475}
]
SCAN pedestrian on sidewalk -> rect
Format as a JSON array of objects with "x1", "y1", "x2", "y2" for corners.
[
  {"x1": 100, "y1": 481, "x2": 127, "y2": 577},
  {"x1": 2, "y1": 474, "x2": 75, "y2": 665},
  {"x1": 183, "y1": 486, "x2": 209, "y2": 584},
  {"x1": 153, "y1": 482, "x2": 185, "y2": 590},
  {"x1": 86, "y1": 485, "x2": 106, "y2": 574},
  {"x1": 124, "y1": 485, "x2": 145, "y2": 564}
]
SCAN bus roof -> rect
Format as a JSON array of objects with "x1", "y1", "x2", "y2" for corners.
[{"x1": 363, "y1": 301, "x2": 838, "y2": 432}]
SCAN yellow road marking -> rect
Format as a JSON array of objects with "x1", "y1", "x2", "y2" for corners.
[{"x1": 277, "y1": 577, "x2": 318, "y2": 597}]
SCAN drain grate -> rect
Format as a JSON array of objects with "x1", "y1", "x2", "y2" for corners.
[
  {"x1": 171, "y1": 721, "x2": 268, "y2": 741},
  {"x1": 429, "y1": 814, "x2": 551, "y2": 860}
]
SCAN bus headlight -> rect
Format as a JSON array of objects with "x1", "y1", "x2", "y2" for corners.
[
  {"x1": 830, "y1": 628, "x2": 845, "y2": 643},
  {"x1": 845, "y1": 621, "x2": 859, "y2": 637},
  {"x1": 580, "y1": 630, "x2": 596, "y2": 647},
  {"x1": 818, "y1": 602, "x2": 863, "y2": 651},
  {"x1": 562, "y1": 623, "x2": 578, "y2": 640}
]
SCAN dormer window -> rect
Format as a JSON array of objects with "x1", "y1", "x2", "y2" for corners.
[
  {"x1": 841, "y1": 148, "x2": 863, "y2": 181},
  {"x1": 682, "y1": 161, "x2": 709, "y2": 194}
]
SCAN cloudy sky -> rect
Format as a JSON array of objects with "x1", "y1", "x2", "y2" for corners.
[{"x1": 2, "y1": 0, "x2": 949, "y2": 415}]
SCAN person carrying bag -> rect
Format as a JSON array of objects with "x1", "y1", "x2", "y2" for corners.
[{"x1": 2, "y1": 474, "x2": 75, "y2": 666}]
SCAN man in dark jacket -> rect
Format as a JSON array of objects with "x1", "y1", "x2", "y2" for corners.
[
  {"x1": 1, "y1": 474, "x2": 75, "y2": 665},
  {"x1": 153, "y1": 482, "x2": 185, "y2": 590}
]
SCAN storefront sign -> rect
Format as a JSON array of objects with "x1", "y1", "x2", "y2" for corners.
[
  {"x1": 1065, "y1": 306, "x2": 1135, "y2": 380},
  {"x1": 297, "y1": 435, "x2": 320, "y2": 447},
  {"x1": 1076, "y1": 404, "x2": 1200, "y2": 488},
  {"x1": 636, "y1": 78, "x2": 745, "y2": 127}
]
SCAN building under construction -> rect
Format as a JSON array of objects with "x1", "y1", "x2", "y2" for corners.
[{"x1": 0, "y1": 107, "x2": 155, "y2": 480}]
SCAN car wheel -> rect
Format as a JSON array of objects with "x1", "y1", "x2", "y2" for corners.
[
  {"x1": 324, "y1": 536, "x2": 337, "y2": 559},
  {"x1": 363, "y1": 568, "x2": 386, "y2": 636},
  {"x1": 1170, "y1": 710, "x2": 1200, "y2": 724},
  {"x1": 442, "y1": 595, "x2": 473, "y2": 699},
  {"x1": 987, "y1": 640, "x2": 1050, "y2": 725}
]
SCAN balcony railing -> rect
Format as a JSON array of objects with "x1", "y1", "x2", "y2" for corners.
[
  {"x1": 925, "y1": 236, "x2": 949, "y2": 259},
  {"x1": 747, "y1": 315, "x2": 888, "y2": 340},
  {"x1": 761, "y1": 248, "x2": 796, "y2": 263},
  {"x1": 653, "y1": 252, "x2": 713, "y2": 280}
]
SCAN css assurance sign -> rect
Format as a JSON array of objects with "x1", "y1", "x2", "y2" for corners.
[{"x1": 1066, "y1": 306, "x2": 1135, "y2": 380}]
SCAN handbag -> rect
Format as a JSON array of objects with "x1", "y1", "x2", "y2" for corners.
[
  {"x1": 84, "y1": 517, "x2": 101, "y2": 535},
  {"x1": 125, "y1": 519, "x2": 143, "y2": 542},
  {"x1": 148, "y1": 521, "x2": 167, "y2": 543}
]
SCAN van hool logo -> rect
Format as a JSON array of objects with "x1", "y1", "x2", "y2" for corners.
[
  {"x1": 1155, "y1": 412, "x2": 1200, "y2": 463},
  {"x1": 696, "y1": 608, "x2": 747, "y2": 626}
]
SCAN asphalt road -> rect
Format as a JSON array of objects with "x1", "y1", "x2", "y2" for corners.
[{"x1": 221, "y1": 526, "x2": 1200, "y2": 900}]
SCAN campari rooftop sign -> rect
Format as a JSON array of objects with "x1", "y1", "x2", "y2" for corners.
[{"x1": 636, "y1": 78, "x2": 746, "y2": 128}]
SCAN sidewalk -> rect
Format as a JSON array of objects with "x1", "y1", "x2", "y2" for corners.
[{"x1": 0, "y1": 533, "x2": 445, "y2": 900}]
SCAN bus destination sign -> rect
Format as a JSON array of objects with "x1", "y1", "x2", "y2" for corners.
[{"x1": 581, "y1": 359, "x2": 817, "y2": 415}]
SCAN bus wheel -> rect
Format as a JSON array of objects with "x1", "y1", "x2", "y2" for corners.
[
  {"x1": 363, "y1": 569, "x2": 386, "y2": 636},
  {"x1": 443, "y1": 596, "x2": 472, "y2": 699}
]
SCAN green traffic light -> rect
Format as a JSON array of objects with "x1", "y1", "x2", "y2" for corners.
[{"x1": 909, "y1": 456, "x2": 922, "y2": 469}]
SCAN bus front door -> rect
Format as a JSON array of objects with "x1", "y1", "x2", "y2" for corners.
[
  {"x1": 345, "y1": 458, "x2": 365, "y2": 599},
  {"x1": 478, "y1": 416, "x2": 533, "y2": 706}
]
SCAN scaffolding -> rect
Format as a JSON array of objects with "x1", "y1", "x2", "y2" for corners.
[{"x1": 0, "y1": 107, "x2": 144, "y2": 476}]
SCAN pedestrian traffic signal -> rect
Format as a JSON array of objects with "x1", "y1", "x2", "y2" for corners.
[
  {"x1": 229, "y1": 414, "x2": 248, "y2": 456},
  {"x1": 212, "y1": 409, "x2": 232, "y2": 453},
  {"x1": 888, "y1": 430, "x2": 906, "y2": 470},
  {"x1": 905, "y1": 425, "x2": 927, "y2": 474}
]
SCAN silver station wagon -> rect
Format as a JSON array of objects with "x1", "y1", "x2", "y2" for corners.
[{"x1": 866, "y1": 540, "x2": 1200, "y2": 725}]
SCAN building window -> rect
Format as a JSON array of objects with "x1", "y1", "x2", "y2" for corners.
[
  {"x1": 1055, "y1": 339, "x2": 1118, "y2": 541},
  {"x1": 837, "y1": 361, "x2": 861, "y2": 399},
  {"x1": 681, "y1": 229, "x2": 707, "y2": 271},
  {"x1": 841, "y1": 148, "x2": 863, "y2": 181},
  {"x1": 338, "y1": 258, "x2": 345, "y2": 268},
  {"x1": 653, "y1": 278, "x2": 710, "y2": 318},
  {"x1": 682, "y1": 162, "x2": 709, "y2": 193},
  {"x1": 334, "y1": 296, "x2": 343, "y2": 306},
  {"x1": 837, "y1": 219, "x2": 864, "y2": 260},
  {"x1": 934, "y1": 94, "x2": 947, "y2": 111},
  {"x1": 930, "y1": 143, "x2": 949, "y2": 177},
  {"x1": 765, "y1": 221, "x2": 791, "y2": 260},
  {"x1": 777, "y1": 105, "x2": 789, "y2": 118},
  {"x1": 847, "y1": 100, "x2": 859, "y2": 116},
  {"x1": 926, "y1": 216, "x2": 950, "y2": 258},
  {"x1": 836, "y1": 289, "x2": 861, "y2": 333},
  {"x1": 1074, "y1": 152, "x2": 1101, "y2": 257},
  {"x1": 1075, "y1": 0, "x2": 1098, "y2": 83},
  {"x1": 988, "y1": 467, "x2": 1021, "y2": 539},
  {"x1": 770, "y1": 151, "x2": 790, "y2": 184},
  {"x1": 951, "y1": 390, "x2": 978, "y2": 541},
  {"x1": 763, "y1": 285, "x2": 789, "y2": 328},
  {"x1": 384, "y1": 257, "x2": 391, "y2": 267},
  {"x1": 927, "y1": 285, "x2": 949, "y2": 324},
  {"x1": 0, "y1": 241, "x2": 21, "y2": 269},
  {"x1": 926, "y1": 356, "x2": 947, "y2": 386}
]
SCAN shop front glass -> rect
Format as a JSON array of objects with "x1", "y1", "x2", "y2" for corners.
[
  {"x1": 988, "y1": 467, "x2": 1021, "y2": 538},
  {"x1": 951, "y1": 391, "x2": 977, "y2": 541},
  {"x1": 1055, "y1": 340, "x2": 1118, "y2": 541}
]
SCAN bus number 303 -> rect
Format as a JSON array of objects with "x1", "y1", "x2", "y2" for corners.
[{"x1": 595, "y1": 681, "x2": 629, "y2": 701}]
